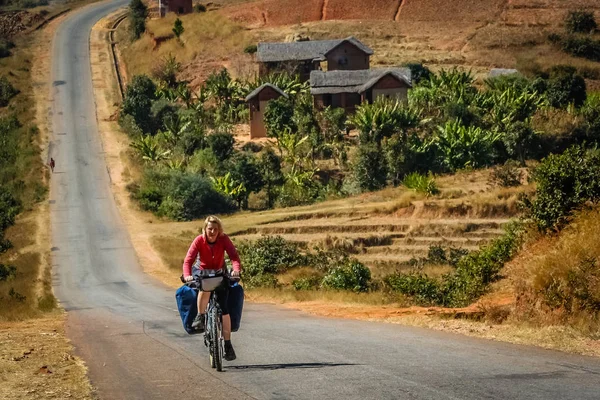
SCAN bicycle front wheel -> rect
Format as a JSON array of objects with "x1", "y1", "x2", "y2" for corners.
[{"x1": 210, "y1": 307, "x2": 224, "y2": 371}]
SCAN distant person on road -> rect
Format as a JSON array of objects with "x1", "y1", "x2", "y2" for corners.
[
  {"x1": 49, "y1": 157, "x2": 55, "y2": 173},
  {"x1": 183, "y1": 215, "x2": 241, "y2": 361}
]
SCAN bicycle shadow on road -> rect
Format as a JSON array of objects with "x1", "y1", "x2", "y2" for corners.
[{"x1": 228, "y1": 362, "x2": 357, "y2": 371}]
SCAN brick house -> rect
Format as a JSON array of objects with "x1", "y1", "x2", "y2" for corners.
[
  {"x1": 245, "y1": 83, "x2": 288, "y2": 139},
  {"x1": 310, "y1": 68, "x2": 412, "y2": 114},
  {"x1": 256, "y1": 37, "x2": 373, "y2": 81}
]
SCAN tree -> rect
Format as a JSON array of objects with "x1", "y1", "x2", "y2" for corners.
[
  {"x1": 172, "y1": 18, "x2": 184, "y2": 39},
  {"x1": 207, "y1": 132, "x2": 234, "y2": 162},
  {"x1": 128, "y1": 0, "x2": 148, "y2": 40},
  {"x1": 402, "y1": 62, "x2": 432, "y2": 84},
  {"x1": 260, "y1": 148, "x2": 284, "y2": 208},
  {"x1": 546, "y1": 66, "x2": 587, "y2": 108},
  {"x1": 503, "y1": 121, "x2": 536, "y2": 165},
  {"x1": 0, "y1": 76, "x2": 18, "y2": 107},
  {"x1": 353, "y1": 143, "x2": 388, "y2": 192},
  {"x1": 264, "y1": 96, "x2": 295, "y2": 139},
  {"x1": 230, "y1": 152, "x2": 264, "y2": 209},
  {"x1": 130, "y1": 135, "x2": 171, "y2": 163},
  {"x1": 350, "y1": 99, "x2": 420, "y2": 144},
  {"x1": 120, "y1": 75, "x2": 157, "y2": 134}
]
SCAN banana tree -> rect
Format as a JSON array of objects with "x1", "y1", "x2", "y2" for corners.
[
  {"x1": 130, "y1": 135, "x2": 171, "y2": 163},
  {"x1": 210, "y1": 172, "x2": 247, "y2": 208}
]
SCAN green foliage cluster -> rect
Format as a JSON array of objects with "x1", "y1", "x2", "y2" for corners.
[
  {"x1": 529, "y1": 145, "x2": 600, "y2": 231},
  {"x1": 402, "y1": 172, "x2": 439, "y2": 196},
  {"x1": 128, "y1": 0, "x2": 148, "y2": 40},
  {"x1": 172, "y1": 18, "x2": 184, "y2": 39},
  {"x1": 565, "y1": 10, "x2": 597, "y2": 34},
  {"x1": 237, "y1": 236, "x2": 306, "y2": 288},
  {"x1": 385, "y1": 222, "x2": 525, "y2": 306},
  {"x1": 0, "y1": 76, "x2": 18, "y2": 107},
  {"x1": 321, "y1": 259, "x2": 371, "y2": 293},
  {"x1": 194, "y1": 3, "x2": 207, "y2": 12},
  {"x1": 130, "y1": 169, "x2": 235, "y2": 220}
]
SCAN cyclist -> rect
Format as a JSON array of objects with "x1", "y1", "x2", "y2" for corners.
[{"x1": 183, "y1": 215, "x2": 241, "y2": 361}]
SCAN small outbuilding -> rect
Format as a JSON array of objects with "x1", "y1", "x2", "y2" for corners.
[
  {"x1": 245, "y1": 83, "x2": 288, "y2": 139},
  {"x1": 310, "y1": 68, "x2": 412, "y2": 114}
]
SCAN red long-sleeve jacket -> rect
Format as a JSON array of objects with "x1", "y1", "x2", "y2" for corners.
[{"x1": 182, "y1": 234, "x2": 241, "y2": 277}]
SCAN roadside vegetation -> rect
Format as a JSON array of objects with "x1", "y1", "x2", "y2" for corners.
[
  {"x1": 0, "y1": 28, "x2": 52, "y2": 321},
  {"x1": 113, "y1": 6, "x2": 600, "y2": 345}
]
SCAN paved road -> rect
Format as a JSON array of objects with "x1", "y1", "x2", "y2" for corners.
[{"x1": 49, "y1": 2, "x2": 600, "y2": 399}]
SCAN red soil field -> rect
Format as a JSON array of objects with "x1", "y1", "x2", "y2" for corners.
[{"x1": 220, "y1": 0, "x2": 600, "y2": 29}]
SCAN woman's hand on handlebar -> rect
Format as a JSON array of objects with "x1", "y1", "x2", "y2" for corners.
[
  {"x1": 184, "y1": 275, "x2": 194, "y2": 282},
  {"x1": 230, "y1": 270, "x2": 240, "y2": 279}
]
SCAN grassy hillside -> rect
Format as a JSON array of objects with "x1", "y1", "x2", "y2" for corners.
[{"x1": 114, "y1": 0, "x2": 600, "y2": 89}]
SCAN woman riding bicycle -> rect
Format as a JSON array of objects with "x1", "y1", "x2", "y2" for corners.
[{"x1": 183, "y1": 215, "x2": 241, "y2": 361}]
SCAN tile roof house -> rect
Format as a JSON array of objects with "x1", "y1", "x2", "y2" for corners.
[
  {"x1": 256, "y1": 37, "x2": 374, "y2": 81},
  {"x1": 310, "y1": 68, "x2": 412, "y2": 113}
]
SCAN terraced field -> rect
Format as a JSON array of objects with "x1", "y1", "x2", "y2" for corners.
[
  {"x1": 229, "y1": 205, "x2": 509, "y2": 277},
  {"x1": 146, "y1": 167, "x2": 533, "y2": 283}
]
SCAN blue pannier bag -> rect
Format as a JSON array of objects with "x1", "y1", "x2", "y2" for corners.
[
  {"x1": 228, "y1": 282, "x2": 244, "y2": 332},
  {"x1": 175, "y1": 284, "x2": 199, "y2": 334}
]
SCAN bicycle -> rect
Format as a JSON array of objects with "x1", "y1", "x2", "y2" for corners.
[{"x1": 184, "y1": 270, "x2": 237, "y2": 372}]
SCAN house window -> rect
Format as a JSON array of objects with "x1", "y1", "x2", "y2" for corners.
[{"x1": 338, "y1": 57, "x2": 348, "y2": 66}]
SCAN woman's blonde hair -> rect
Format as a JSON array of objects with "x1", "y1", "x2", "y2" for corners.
[{"x1": 203, "y1": 215, "x2": 224, "y2": 235}]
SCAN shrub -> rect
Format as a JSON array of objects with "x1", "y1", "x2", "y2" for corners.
[
  {"x1": 489, "y1": 160, "x2": 523, "y2": 188},
  {"x1": 0, "y1": 76, "x2": 18, "y2": 107},
  {"x1": 353, "y1": 143, "x2": 388, "y2": 192},
  {"x1": 0, "y1": 40, "x2": 15, "y2": 59},
  {"x1": 0, "y1": 264, "x2": 16, "y2": 281},
  {"x1": 530, "y1": 146, "x2": 600, "y2": 231},
  {"x1": 546, "y1": 66, "x2": 587, "y2": 108},
  {"x1": 402, "y1": 62, "x2": 432, "y2": 84},
  {"x1": 244, "y1": 44, "x2": 257, "y2": 54},
  {"x1": 129, "y1": 0, "x2": 148, "y2": 40},
  {"x1": 237, "y1": 236, "x2": 306, "y2": 282},
  {"x1": 194, "y1": 3, "x2": 207, "y2": 12},
  {"x1": 172, "y1": 18, "x2": 184, "y2": 39},
  {"x1": 151, "y1": 54, "x2": 181, "y2": 88},
  {"x1": 442, "y1": 221, "x2": 525, "y2": 306},
  {"x1": 321, "y1": 259, "x2": 371, "y2": 293},
  {"x1": 561, "y1": 36, "x2": 600, "y2": 62},
  {"x1": 565, "y1": 10, "x2": 597, "y2": 34},
  {"x1": 402, "y1": 172, "x2": 439, "y2": 196},
  {"x1": 385, "y1": 273, "x2": 442, "y2": 305},
  {"x1": 207, "y1": 132, "x2": 234, "y2": 162},
  {"x1": 292, "y1": 276, "x2": 322, "y2": 290},
  {"x1": 133, "y1": 169, "x2": 235, "y2": 220}
]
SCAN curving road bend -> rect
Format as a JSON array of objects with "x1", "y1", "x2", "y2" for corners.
[{"x1": 48, "y1": 1, "x2": 600, "y2": 399}]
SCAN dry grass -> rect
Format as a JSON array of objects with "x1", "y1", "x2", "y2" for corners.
[
  {"x1": 0, "y1": 313, "x2": 94, "y2": 400},
  {"x1": 116, "y1": 11, "x2": 254, "y2": 86},
  {"x1": 509, "y1": 207, "x2": 600, "y2": 335},
  {"x1": 149, "y1": 235, "x2": 189, "y2": 270}
]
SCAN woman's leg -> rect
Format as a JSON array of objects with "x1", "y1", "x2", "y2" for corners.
[{"x1": 197, "y1": 290, "x2": 210, "y2": 313}]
